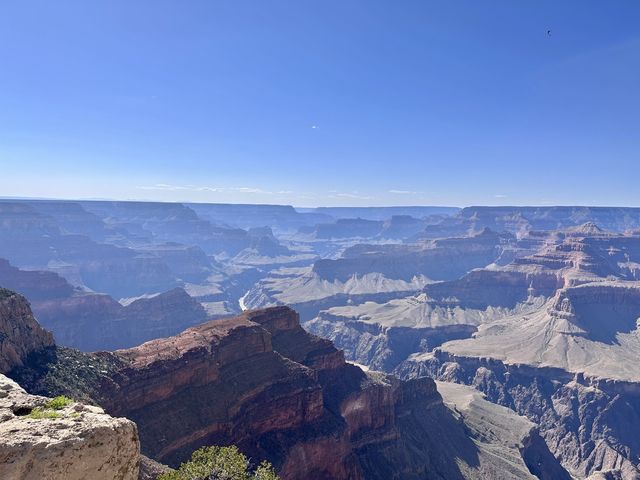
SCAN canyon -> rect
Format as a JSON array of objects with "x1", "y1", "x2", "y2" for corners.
[
  {"x1": 1, "y1": 290, "x2": 565, "y2": 479},
  {"x1": 2, "y1": 200, "x2": 640, "y2": 478}
]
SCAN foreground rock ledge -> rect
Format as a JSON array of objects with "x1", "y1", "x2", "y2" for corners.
[{"x1": 0, "y1": 374, "x2": 139, "y2": 480}]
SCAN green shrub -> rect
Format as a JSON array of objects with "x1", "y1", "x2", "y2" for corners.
[
  {"x1": 46, "y1": 395, "x2": 73, "y2": 410},
  {"x1": 28, "y1": 407, "x2": 61, "y2": 419},
  {"x1": 159, "y1": 445, "x2": 279, "y2": 480}
]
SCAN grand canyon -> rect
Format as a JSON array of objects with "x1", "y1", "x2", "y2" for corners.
[
  {"x1": 2, "y1": 2, "x2": 638, "y2": 478},
  {"x1": 1, "y1": 200, "x2": 639, "y2": 479}
]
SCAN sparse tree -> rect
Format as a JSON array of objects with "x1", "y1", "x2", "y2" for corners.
[{"x1": 159, "y1": 445, "x2": 280, "y2": 480}]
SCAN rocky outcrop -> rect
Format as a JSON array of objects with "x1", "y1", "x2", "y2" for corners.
[
  {"x1": 306, "y1": 311, "x2": 477, "y2": 371},
  {"x1": 0, "y1": 259, "x2": 75, "y2": 301},
  {"x1": 398, "y1": 352, "x2": 640, "y2": 479},
  {"x1": 0, "y1": 259, "x2": 209, "y2": 351},
  {"x1": 139, "y1": 455, "x2": 171, "y2": 480},
  {"x1": 0, "y1": 290, "x2": 54, "y2": 373},
  {"x1": 10, "y1": 306, "x2": 565, "y2": 479},
  {"x1": 0, "y1": 373, "x2": 139, "y2": 480}
]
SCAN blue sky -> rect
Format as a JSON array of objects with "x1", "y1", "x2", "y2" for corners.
[{"x1": 1, "y1": 1, "x2": 639, "y2": 207}]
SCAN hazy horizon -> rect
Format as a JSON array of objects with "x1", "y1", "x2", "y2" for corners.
[{"x1": 2, "y1": 194, "x2": 640, "y2": 210}]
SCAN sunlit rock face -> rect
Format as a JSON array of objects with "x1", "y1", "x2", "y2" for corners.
[
  {"x1": 9, "y1": 305, "x2": 568, "y2": 479},
  {"x1": 307, "y1": 225, "x2": 640, "y2": 478},
  {"x1": 395, "y1": 281, "x2": 640, "y2": 478},
  {"x1": 0, "y1": 289, "x2": 54, "y2": 374},
  {"x1": 0, "y1": 374, "x2": 140, "y2": 480}
]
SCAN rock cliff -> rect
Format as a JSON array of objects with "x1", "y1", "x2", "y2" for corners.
[
  {"x1": 10, "y1": 306, "x2": 565, "y2": 479},
  {"x1": 0, "y1": 290, "x2": 54, "y2": 373},
  {"x1": 0, "y1": 373, "x2": 140, "y2": 480},
  {"x1": 0, "y1": 259, "x2": 208, "y2": 351},
  {"x1": 398, "y1": 352, "x2": 640, "y2": 479}
]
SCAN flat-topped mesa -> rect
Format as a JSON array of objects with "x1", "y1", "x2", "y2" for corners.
[
  {"x1": 548, "y1": 283, "x2": 640, "y2": 341},
  {"x1": 0, "y1": 289, "x2": 54, "y2": 374},
  {"x1": 79, "y1": 307, "x2": 332, "y2": 465},
  {"x1": 312, "y1": 228, "x2": 509, "y2": 284},
  {"x1": 435, "y1": 226, "x2": 640, "y2": 307}
]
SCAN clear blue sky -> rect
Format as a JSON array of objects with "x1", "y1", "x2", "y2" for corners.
[{"x1": 1, "y1": 1, "x2": 639, "y2": 206}]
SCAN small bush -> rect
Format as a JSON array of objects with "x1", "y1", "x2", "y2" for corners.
[
  {"x1": 28, "y1": 407, "x2": 61, "y2": 420},
  {"x1": 46, "y1": 395, "x2": 73, "y2": 410},
  {"x1": 159, "y1": 445, "x2": 280, "y2": 480}
]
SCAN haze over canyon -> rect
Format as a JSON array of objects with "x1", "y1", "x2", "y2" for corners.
[{"x1": 0, "y1": 200, "x2": 639, "y2": 479}]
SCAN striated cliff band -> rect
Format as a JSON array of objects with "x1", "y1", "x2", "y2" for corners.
[{"x1": 7, "y1": 301, "x2": 568, "y2": 479}]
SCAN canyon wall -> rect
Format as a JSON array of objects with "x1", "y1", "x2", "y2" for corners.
[
  {"x1": 10, "y1": 305, "x2": 567, "y2": 479},
  {"x1": 0, "y1": 290, "x2": 54, "y2": 373}
]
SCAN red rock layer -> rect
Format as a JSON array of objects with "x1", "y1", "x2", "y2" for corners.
[
  {"x1": 0, "y1": 290, "x2": 54, "y2": 373},
  {"x1": 92, "y1": 306, "x2": 458, "y2": 479}
]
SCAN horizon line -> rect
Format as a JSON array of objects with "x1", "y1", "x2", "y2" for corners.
[{"x1": 1, "y1": 196, "x2": 640, "y2": 210}]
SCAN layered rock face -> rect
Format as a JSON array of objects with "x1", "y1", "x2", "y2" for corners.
[
  {"x1": 0, "y1": 290, "x2": 54, "y2": 373},
  {"x1": 0, "y1": 374, "x2": 139, "y2": 480},
  {"x1": 244, "y1": 229, "x2": 515, "y2": 330},
  {"x1": 0, "y1": 259, "x2": 75, "y2": 301},
  {"x1": 303, "y1": 226, "x2": 640, "y2": 478},
  {"x1": 0, "y1": 258, "x2": 209, "y2": 351},
  {"x1": 307, "y1": 218, "x2": 385, "y2": 239},
  {"x1": 306, "y1": 310, "x2": 477, "y2": 371},
  {"x1": 400, "y1": 353, "x2": 640, "y2": 479},
  {"x1": 313, "y1": 228, "x2": 509, "y2": 283},
  {"x1": 0, "y1": 202, "x2": 183, "y2": 298},
  {"x1": 394, "y1": 284, "x2": 640, "y2": 477},
  {"x1": 315, "y1": 226, "x2": 640, "y2": 375},
  {"x1": 416, "y1": 206, "x2": 640, "y2": 239},
  {"x1": 35, "y1": 287, "x2": 208, "y2": 351},
  {"x1": 80, "y1": 200, "x2": 262, "y2": 256},
  {"x1": 10, "y1": 306, "x2": 567, "y2": 479}
]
